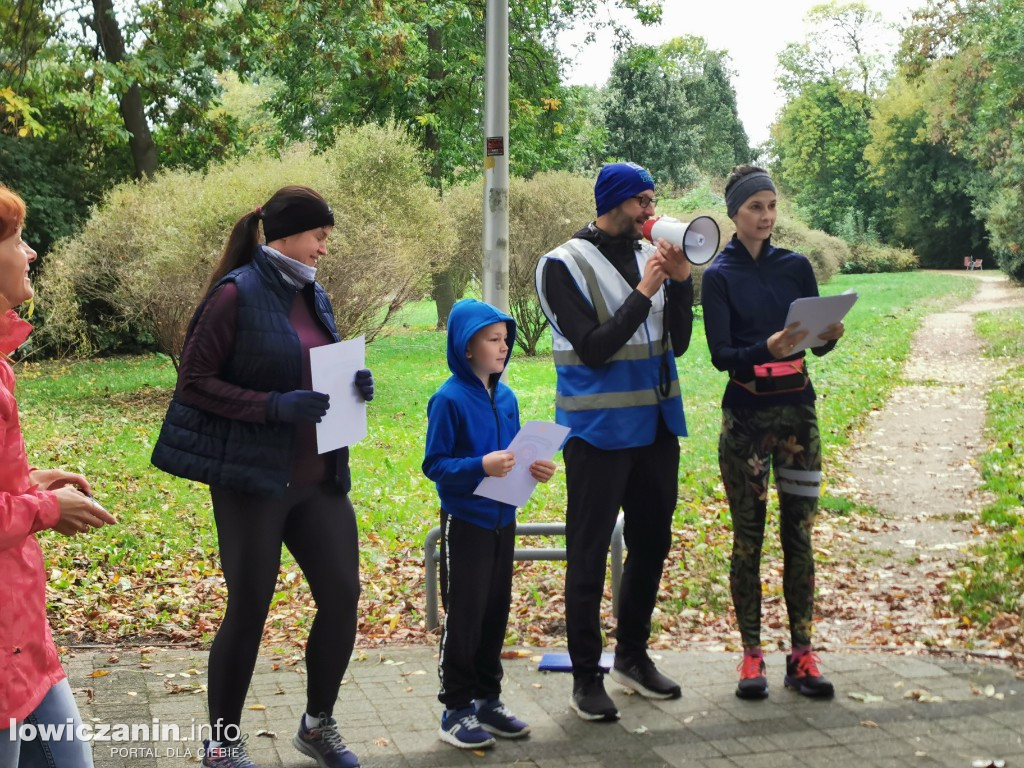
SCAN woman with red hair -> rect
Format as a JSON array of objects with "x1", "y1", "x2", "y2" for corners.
[{"x1": 0, "y1": 184, "x2": 115, "y2": 768}]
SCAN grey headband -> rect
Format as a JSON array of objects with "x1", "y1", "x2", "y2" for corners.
[{"x1": 726, "y1": 172, "x2": 777, "y2": 218}]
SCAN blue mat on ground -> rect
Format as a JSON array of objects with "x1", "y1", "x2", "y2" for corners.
[{"x1": 537, "y1": 652, "x2": 613, "y2": 672}]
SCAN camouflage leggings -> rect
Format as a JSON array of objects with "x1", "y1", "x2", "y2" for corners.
[{"x1": 719, "y1": 403, "x2": 822, "y2": 649}]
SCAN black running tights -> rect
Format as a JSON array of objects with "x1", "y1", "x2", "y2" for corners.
[{"x1": 206, "y1": 482, "x2": 360, "y2": 742}]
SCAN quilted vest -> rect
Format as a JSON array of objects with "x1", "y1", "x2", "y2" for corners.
[{"x1": 151, "y1": 249, "x2": 348, "y2": 495}]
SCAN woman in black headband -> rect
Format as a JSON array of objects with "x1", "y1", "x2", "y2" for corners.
[
  {"x1": 701, "y1": 166, "x2": 844, "y2": 702},
  {"x1": 153, "y1": 185, "x2": 372, "y2": 768}
]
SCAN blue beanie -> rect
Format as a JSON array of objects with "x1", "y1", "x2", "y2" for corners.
[{"x1": 595, "y1": 162, "x2": 655, "y2": 217}]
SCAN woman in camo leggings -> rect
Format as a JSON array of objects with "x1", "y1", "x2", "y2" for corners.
[{"x1": 701, "y1": 166, "x2": 844, "y2": 701}]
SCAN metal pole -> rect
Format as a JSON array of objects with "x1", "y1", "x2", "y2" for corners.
[{"x1": 482, "y1": 0, "x2": 510, "y2": 313}]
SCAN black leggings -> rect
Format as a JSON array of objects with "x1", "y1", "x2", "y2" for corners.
[{"x1": 207, "y1": 482, "x2": 360, "y2": 742}]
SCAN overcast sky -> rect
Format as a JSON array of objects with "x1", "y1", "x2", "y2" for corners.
[{"x1": 557, "y1": 0, "x2": 922, "y2": 146}]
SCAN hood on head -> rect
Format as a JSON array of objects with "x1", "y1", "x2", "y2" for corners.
[{"x1": 446, "y1": 298, "x2": 517, "y2": 385}]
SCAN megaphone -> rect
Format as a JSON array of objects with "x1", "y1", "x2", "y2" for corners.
[{"x1": 642, "y1": 216, "x2": 721, "y2": 265}]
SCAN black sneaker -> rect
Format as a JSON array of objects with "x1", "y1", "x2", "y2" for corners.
[
  {"x1": 202, "y1": 736, "x2": 260, "y2": 768},
  {"x1": 784, "y1": 652, "x2": 835, "y2": 699},
  {"x1": 293, "y1": 714, "x2": 360, "y2": 767},
  {"x1": 610, "y1": 653, "x2": 682, "y2": 700},
  {"x1": 736, "y1": 655, "x2": 769, "y2": 700},
  {"x1": 571, "y1": 673, "x2": 619, "y2": 721}
]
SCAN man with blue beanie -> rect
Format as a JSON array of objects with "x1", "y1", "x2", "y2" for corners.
[{"x1": 535, "y1": 162, "x2": 695, "y2": 721}]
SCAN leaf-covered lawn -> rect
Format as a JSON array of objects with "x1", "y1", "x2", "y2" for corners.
[
  {"x1": 17, "y1": 271, "x2": 976, "y2": 650},
  {"x1": 949, "y1": 304, "x2": 1024, "y2": 647}
]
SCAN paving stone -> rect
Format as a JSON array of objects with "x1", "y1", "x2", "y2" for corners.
[{"x1": 57, "y1": 647, "x2": 1024, "y2": 767}]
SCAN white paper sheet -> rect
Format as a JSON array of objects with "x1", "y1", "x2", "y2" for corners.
[
  {"x1": 784, "y1": 291, "x2": 858, "y2": 355},
  {"x1": 474, "y1": 421, "x2": 571, "y2": 508},
  {"x1": 309, "y1": 336, "x2": 367, "y2": 454}
]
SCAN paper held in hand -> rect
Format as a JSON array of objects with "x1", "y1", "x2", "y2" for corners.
[
  {"x1": 474, "y1": 421, "x2": 570, "y2": 509},
  {"x1": 784, "y1": 290, "x2": 858, "y2": 355},
  {"x1": 309, "y1": 336, "x2": 367, "y2": 454}
]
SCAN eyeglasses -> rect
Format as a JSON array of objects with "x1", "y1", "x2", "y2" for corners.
[{"x1": 633, "y1": 195, "x2": 657, "y2": 209}]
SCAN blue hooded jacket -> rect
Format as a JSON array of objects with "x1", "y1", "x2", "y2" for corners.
[{"x1": 422, "y1": 299, "x2": 521, "y2": 529}]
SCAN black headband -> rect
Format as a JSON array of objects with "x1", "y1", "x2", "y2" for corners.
[
  {"x1": 726, "y1": 172, "x2": 776, "y2": 218},
  {"x1": 263, "y1": 197, "x2": 335, "y2": 242}
]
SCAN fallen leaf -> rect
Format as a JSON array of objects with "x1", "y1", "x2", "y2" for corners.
[
  {"x1": 87, "y1": 670, "x2": 109, "y2": 678},
  {"x1": 984, "y1": 684, "x2": 996, "y2": 697},
  {"x1": 683, "y1": 716, "x2": 694, "y2": 724},
  {"x1": 472, "y1": 750, "x2": 486, "y2": 757},
  {"x1": 848, "y1": 692, "x2": 884, "y2": 703},
  {"x1": 632, "y1": 725, "x2": 649, "y2": 734},
  {"x1": 255, "y1": 729, "x2": 276, "y2": 739},
  {"x1": 861, "y1": 720, "x2": 879, "y2": 729},
  {"x1": 247, "y1": 704, "x2": 267, "y2": 711},
  {"x1": 373, "y1": 738, "x2": 389, "y2": 748}
]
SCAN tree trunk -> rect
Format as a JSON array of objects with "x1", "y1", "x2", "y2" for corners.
[
  {"x1": 430, "y1": 271, "x2": 457, "y2": 331},
  {"x1": 92, "y1": 0, "x2": 158, "y2": 179},
  {"x1": 424, "y1": 24, "x2": 456, "y2": 330}
]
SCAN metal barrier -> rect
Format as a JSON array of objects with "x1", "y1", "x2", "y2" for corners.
[{"x1": 423, "y1": 513, "x2": 625, "y2": 631}]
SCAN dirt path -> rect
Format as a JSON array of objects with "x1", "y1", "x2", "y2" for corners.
[{"x1": 813, "y1": 271, "x2": 1024, "y2": 653}]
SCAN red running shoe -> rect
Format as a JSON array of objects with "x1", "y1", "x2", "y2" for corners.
[
  {"x1": 784, "y1": 652, "x2": 835, "y2": 698},
  {"x1": 736, "y1": 654, "x2": 768, "y2": 700}
]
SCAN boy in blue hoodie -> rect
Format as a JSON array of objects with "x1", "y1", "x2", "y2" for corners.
[{"x1": 423, "y1": 299, "x2": 556, "y2": 750}]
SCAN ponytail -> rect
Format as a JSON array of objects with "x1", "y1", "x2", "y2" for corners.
[
  {"x1": 202, "y1": 184, "x2": 331, "y2": 296},
  {"x1": 204, "y1": 210, "x2": 263, "y2": 295}
]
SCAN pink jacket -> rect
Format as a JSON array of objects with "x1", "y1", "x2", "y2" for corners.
[{"x1": 0, "y1": 311, "x2": 64, "y2": 726}]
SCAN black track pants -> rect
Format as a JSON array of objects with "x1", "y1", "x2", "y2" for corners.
[
  {"x1": 563, "y1": 431, "x2": 679, "y2": 678},
  {"x1": 437, "y1": 511, "x2": 515, "y2": 709}
]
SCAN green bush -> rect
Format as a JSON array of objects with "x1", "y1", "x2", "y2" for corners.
[
  {"x1": 771, "y1": 214, "x2": 850, "y2": 284},
  {"x1": 446, "y1": 171, "x2": 594, "y2": 355},
  {"x1": 38, "y1": 124, "x2": 455, "y2": 362},
  {"x1": 841, "y1": 243, "x2": 919, "y2": 274},
  {"x1": 997, "y1": 247, "x2": 1024, "y2": 284}
]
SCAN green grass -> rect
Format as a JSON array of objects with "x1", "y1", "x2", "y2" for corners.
[
  {"x1": 949, "y1": 305, "x2": 1024, "y2": 625},
  {"x1": 16, "y1": 270, "x2": 977, "y2": 641}
]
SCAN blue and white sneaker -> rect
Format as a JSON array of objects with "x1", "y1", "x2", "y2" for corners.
[
  {"x1": 438, "y1": 705, "x2": 497, "y2": 749},
  {"x1": 293, "y1": 714, "x2": 360, "y2": 768},
  {"x1": 202, "y1": 736, "x2": 260, "y2": 768},
  {"x1": 475, "y1": 698, "x2": 530, "y2": 738}
]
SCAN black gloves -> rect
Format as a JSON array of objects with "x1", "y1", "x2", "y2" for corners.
[
  {"x1": 355, "y1": 368, "x2": 374, "y2": 402},
  {"x1": 271, "y1": 390, "x2": 330, "y2": 423}
]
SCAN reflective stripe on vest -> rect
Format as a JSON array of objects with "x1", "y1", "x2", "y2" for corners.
[
  {"x1": 557, "y1": 379, "x2": 682, "y2": 412},
  {"x1": 535, "y1": 238, "x2": 687, "y2": 449}
]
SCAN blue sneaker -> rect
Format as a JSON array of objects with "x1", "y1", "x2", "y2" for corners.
[
  {"x1": 475, "y1": 698, "x2": 530, "y2": 738},
  {"x1": 438, "y1": 705, "x2": 497, "y2": 749},
  {"x1": 202, "y1": 736, "x2": 260, "y2": 768},
  {"x1": 292, "y1": 714, "x2": 360, "y2": 768}
]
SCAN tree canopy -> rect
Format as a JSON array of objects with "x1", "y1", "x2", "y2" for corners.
[{"x1": 604, "y1": 37, "x2": 750, "y2": 188}]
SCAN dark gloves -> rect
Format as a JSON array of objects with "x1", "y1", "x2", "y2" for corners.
[
  {"x1": 270, "y1": 390, "x2": 330, "y2": 423},
  {"x1": 355, "y1": 368, "x2": 374, "y2": 402}
]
